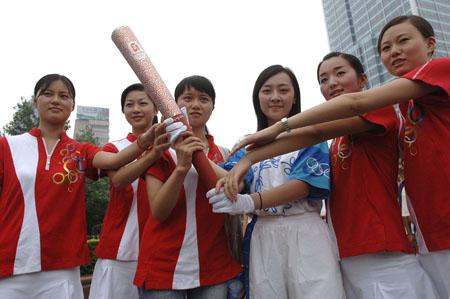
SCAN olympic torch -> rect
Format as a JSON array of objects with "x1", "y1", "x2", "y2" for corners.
[{"x1": 112, "y1": 26, "x2": 218, "y2": 189}]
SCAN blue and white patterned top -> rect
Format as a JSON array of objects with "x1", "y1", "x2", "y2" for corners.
[{"x1": 221, "y1": 136, "x2": 330, "y2": 216}]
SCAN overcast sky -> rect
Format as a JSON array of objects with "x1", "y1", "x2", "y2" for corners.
[{"x1": 0, "y1": 0, "x2": 330, "y2": 149}]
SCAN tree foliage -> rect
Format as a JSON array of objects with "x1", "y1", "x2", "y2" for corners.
[
  {"x1": 75, "y1": 125, "x2": 109, "y2": 235},
  {"x1": 2, "y1": 97, "x2": 70, "y2": 136}
]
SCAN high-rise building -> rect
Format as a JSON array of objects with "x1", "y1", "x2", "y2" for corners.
[
  {"x1": 322, "y1": 0, "x2": 450, "y2": 88},
  {"x1": 74, "y1": 106, "x2": 109, "y2": 147}
]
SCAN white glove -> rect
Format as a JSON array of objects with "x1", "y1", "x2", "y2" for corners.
[
  {"x1": 164, "y1": 107, "x2": 188, "y2": 144},
  {"x1": 206, "y1": 188, "x2": 255, "y2": 215}
]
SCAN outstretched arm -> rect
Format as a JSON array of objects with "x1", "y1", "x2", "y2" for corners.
[
  {"x1": 93, "y1": 123, "x2": 166, "y2": 170},
  {"x1": 107, "y1": 126, "x2": 171, "y2": 189},
  {"x1": 220, "y1": 116, "x2": 380, "y2": 199},
  {"x1": 231, "y1": 78, "x2": 437, "y2": 155}
]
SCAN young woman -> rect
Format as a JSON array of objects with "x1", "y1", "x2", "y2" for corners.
[
  {"x1": 134, "y1": 75, "x2": 242, "y2": 299},
  {"x1": 220, "y1": 15, "x2": 450, "y2": 299},
  {"x1": 89, "y1": 83, "x2": 171, "y2": 299},
  {"x1": 0, "y1": 74, "x2": 161, "y2": 299},
  {"x1": 208, "y1": 65, "x2": 345, "y2": 299}
]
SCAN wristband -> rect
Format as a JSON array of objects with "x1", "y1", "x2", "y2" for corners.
[
  {"x1": 281, "y1": 117, "x2": 291, "y2": 133},
  {"x1": 136, "y1": 134, "x2": 147, "y2": 150},
  {"x1": 257, "y1": 192, "x2": 263, "y2": 210}
]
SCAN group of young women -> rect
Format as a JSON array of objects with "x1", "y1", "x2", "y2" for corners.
[{"x1": 0, "y1": 14, "x2": 448, "y2": 299}]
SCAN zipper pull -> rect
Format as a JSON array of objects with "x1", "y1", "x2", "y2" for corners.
[{"x1": 45, "y1": 154, "x2": 51, "y2": 170}]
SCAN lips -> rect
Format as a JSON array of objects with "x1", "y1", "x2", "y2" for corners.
[
  {"x1": 392, "y1": 58, "x2": 405, "y2": 66},
  {"x1": 330, "y1": 89, "x2": 343, "y2": 98}
]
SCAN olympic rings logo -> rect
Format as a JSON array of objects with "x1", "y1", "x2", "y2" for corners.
[
  {"x1": 52, "y1": 143, "x2": 86, "y2": 192},
  {"x1": 306, "y1": 157, "x2": 330, "y2": 178}
]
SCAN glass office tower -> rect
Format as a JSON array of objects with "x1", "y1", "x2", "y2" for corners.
[{"x1": 322, "y1": 0, "x2": 450, "y2": 88}]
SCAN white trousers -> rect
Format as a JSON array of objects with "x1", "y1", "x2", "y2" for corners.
[
  {"x1": 249, "y1": 212, "x2": 345, "y2": 299},
  {"x1": 89, "y1": 258, "x2": 139, "y2": 299},
  {"x1": 0, "y1": 267, "x2": 83, "y2": 299},
  {"x1": 340, "y1": 251, "x2": 439, "y2": 299},
  {"x1": 418, "y1": 248, "x2": 450, "y2": 299}
]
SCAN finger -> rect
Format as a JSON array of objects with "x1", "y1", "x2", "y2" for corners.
[
  {"x1": 166, "y1": 121, "x2": 183, "y2": 132},
  {"x1": 229, "y1": 141, "x2": 247, "y2": 156},
  {"x1": 215, "y1": 178, "x2": 226, "y2": 193},
  {"x1": 163, "y1": 117, "x2": 174, "y2": 125},
  {"x1": 206, "y1": 188, "x2": 217, "y2": 198},
  {"x1": 224, "y1": 176, "x2": 238, "y2": 202}
]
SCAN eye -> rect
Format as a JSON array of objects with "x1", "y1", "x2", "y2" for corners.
[
  {"x1": 43, "y1": 91, "x2": 53, "y2": 96},
  {"x1": 337, "y1": 71, "x2": 345, "y2": 76},
  {"x1": 182, "y1": 96, "x2": 192, "y2": 101},
  {"x1": 382, "y1": 45, "x2": 390, "y2": 52},
  {"x1": 280, "y1": 88, "x2": 289, "y2": 93},
  {"x1": 399, "y1": 37, "x2": 409, "y2": 43},
  {"x1": 201, "y1": 97, "x2": 211, "y2": 103},
  {"x1": 125, "y1": 103, "x2": 133, "y2": 107},
  {"x1": 261, "y1": 88, "x2": 271, "y2": 94},
  {"x1": 61, "y1": 94, "x2": 70, "y2": 99},
  {"x1": 319, "y1": 78, "x2": 328, "y2": 84}
]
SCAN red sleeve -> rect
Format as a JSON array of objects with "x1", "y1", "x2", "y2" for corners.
[
  {"x1": 360, "y1": 105, "x2": 399, "y2": 136},
  {"x1": 102, "y1": 142, "x2": 119, "y2": 154},
  {"x1": 145, "y1": 151, "x2": 175, "y2": 183},
  {"x1": 99, "y1": 142, "x2": 119, "y2": 177},
  {"x1": 0, "y1": 138, "x2": 4, "y2": 188},
  {"x1": 401, "y1": 58, "x2": 450, "y2": 98},
  {"x1": 83, "y1": 142, "x2": 102, "y2": 181}
]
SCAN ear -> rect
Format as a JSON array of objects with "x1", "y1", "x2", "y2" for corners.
[
  {"x1": 33, "y1": 96, "x2": 38, "y2": 108},
  {"x1": 359, "y1": 74, "x2": 368, "y2": 89},
  {"x1": 426, "y1": 36, "x2": 436, "y2": 58}
]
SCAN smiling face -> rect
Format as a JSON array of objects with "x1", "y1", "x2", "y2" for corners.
[
  {"x1": 123, "y1": 90, "x2": 157, "y2": 134},
  {"x1": 258, "y1": 72, "x2": 295, "y2": 126},
  {"x1": 318, "y1": 56, "x2": 367, "y2": 101},
  {"x1": 176, "y1": 86, "x2": 214, "y2": 129},
  {"x1": 380, "y1": 21, "x2": 436, "y2": 77},
  {"x1": 34, "y1": 79, "x2": 74, "y2": 126}
]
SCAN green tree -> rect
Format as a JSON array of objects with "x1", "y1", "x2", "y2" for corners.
[
  {"x1": 75, "y1": 125, "x2": 109, "y2": 235},
  {"x1": 3, "y1": 97, "x2": 70, "y2": 136}
]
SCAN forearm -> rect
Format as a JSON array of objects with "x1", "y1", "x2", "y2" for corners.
[
  {"x1": 149, "y1": 167, "x2": 188, "y2": 222},
  {"x1": 109, "y1": 150, "x2": 160, "y2": 189},
  {"x1": 287, "y1": 78, "x2": 436, "y2": 131},
  {"x1": 93, "y1": 141, "x2": 147, "y2": 170},
  {"x1": 245, "y1": 117, "x2": 376, "y2": 165},
  {"x1": 249, "y1": 180, "x2": 310, "y2": 210}
]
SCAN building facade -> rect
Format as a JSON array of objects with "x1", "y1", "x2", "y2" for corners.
[
  {"x1": 322, "y1": 0, "x2": 450, "y2": 88},
  {"x1": 74, "y1": 106, "x2": 109, "y2": 147}
]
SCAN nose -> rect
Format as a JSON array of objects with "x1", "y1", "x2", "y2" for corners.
[
  {"x1": 132, "y1": 104, "x2": 140, "y2": 113},
  {"x1": 191, "y1": 98, "x2": 201, "y2": 109},
  {"x1": 329, "y1": 76, "x2": 338, "y2": 87},
  {"x1": 270, "y1": 92, "x2": 281, "y2": 102},
  {"x1": 391, "y1": 43, "x2": 401, "y2": 57}
]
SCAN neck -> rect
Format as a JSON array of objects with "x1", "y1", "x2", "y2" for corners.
[
  {"x1": 192, "y1": 126, "x2": 209, "y2": 150},
  {"x1": 38, "y1": 122, "x2": 64, "y2": 140}
]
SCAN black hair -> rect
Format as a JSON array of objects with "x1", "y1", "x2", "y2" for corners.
[
  {"x1": 121, "y1": 83, "x2": 158, "y2": 125},
  {"x1": 378, "y1": 15, "x2": 435, "y2": 54},
  {"x1": 253, "y1": 65, "x2": 301, "y2": 131},
  {"x1": 317, "y1": 52, "x2": 365, "y2": 83},
  {"x1": 174, "y1": 75, "x2": 216, "y2": 107},
  {"x1": 34, "y1": 74, "x2": 75, "y2": 104}
]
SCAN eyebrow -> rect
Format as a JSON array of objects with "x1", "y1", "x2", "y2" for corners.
[
  {"x1": 319, "y1": 65, "x2": 344, "y2": 78},
  {"x1": 262, "y1": 83, "x2": 289, "y2": 88}
]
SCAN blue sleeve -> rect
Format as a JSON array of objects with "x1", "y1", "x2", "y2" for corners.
[
  {"x1": 288, "y1": 142, "x2": 330, "y2": 200},
  {"x1": 218, "y1": 147, "x2": 254, "y2": 193}
]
